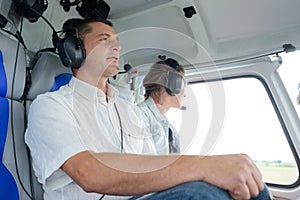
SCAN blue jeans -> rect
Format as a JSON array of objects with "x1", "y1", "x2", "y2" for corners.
[{"x1": 131, "y1": 181, "x2": 271, "y2": 200}]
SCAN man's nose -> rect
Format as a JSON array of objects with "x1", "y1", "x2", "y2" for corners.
[{"x1": 112, "y1": 40, "x2": 121, "y2": 52}]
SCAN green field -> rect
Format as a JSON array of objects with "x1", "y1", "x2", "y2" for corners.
[{"x1": 255, "y1": 161, "x2": 299, "y2": 185}]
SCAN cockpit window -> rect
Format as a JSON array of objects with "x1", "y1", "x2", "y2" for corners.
[{"x1": 167, "y1": 77, "x2": 299, "y2": 186}]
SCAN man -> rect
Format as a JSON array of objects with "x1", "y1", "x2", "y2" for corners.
[{"x1": 25, "y1": 18, "x2": 270, "y2": 199}]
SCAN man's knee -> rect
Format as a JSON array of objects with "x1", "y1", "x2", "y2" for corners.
[
  {"x1": 144, "y1": 181, "x2": 232, "y2": 200},
  {"x1": 251, "y1": 184, "x2": 271, "y2": 200},
  {"x1": 182, "y1": 182, "x2": 232, "y2": 199}
]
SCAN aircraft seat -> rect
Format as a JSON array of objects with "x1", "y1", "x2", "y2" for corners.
[
  {"x1": 23, "y1": 51, "x2": 72, "y2": 199},
  {"x1": 27, "y1": 51, "x2": 72, "y2": 101},
  {"x1": 0, "y1": 50, "x2": 19, "y2": 200},
  {"x1": 0, "y1": 30, "x2": 28, "y2": 199}
]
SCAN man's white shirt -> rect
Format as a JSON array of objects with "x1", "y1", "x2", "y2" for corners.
[{"x1": 25, "y1": 77, "x2": 156, "y2": 200}]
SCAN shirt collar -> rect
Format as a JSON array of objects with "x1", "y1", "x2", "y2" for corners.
[
  {"x1": 145, "y1": 97, "x2": 168, "y2": 122},
  {"x1": 68, "y1": 76, "x2": 119, "y2": 103},
  {"x1": 106, "y1": 83, "x2": 119, "y2": 103}
]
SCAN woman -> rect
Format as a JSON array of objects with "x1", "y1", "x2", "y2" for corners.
[{"x1": 138, "y1": 58, "x2": 186, "y2": 154}]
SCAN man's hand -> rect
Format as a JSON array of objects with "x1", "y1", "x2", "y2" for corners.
[{"x1": 198, "y1": 154, "x2": 265, "y2": 199}]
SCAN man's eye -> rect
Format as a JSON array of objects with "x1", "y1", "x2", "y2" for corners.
[{"x1": 100, "y1": 37, "x2": 108, "y2": 42}]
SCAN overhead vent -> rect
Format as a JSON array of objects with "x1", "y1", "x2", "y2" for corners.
[{"x1": 183, "y1": 6, "x2": 196, "y2": 18}]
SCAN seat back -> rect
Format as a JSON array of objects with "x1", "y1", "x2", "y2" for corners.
[
  {"x1": 25, "y1": 50, "x2": 72, "y2": 200},
  {"x1": 25, "y1": 51, "x2": 72, "y2": 198},
  {"x1": 0, "y1": 29, "x2": 42, "y2": 200},
  {"x1": 0, "y1": 50, "x2": 19, "y2": 200},
  {"x1": 27, "y1": 51, "x2": 72, "y2": 101},
  {"x1": 0, "y1": 30, "x2": 72, "y2": 200}
]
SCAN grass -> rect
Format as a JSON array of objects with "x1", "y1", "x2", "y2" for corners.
[{"x1": 255, "y1": 161, "x2": 299, "y2": 185}]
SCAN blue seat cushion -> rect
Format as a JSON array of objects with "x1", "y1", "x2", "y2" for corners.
[
  {"x1": 0, "y1": 163, "x2": 19, "y2": 200},
  {"x1": 50, "y1": 73, "x2": 72, "y2": 92},
  {"x1": 0, "y1": 51, "x2": 19, "y2": 200},
  {"x1": 0, "y1": 60, "x2": 19, "y2": 199},
  {"x1": 0, "y1": 51, "x2": 7, "y2": 97},
  {"x1": 0, "y1": 97, "x2": 8, "y2": 159}
]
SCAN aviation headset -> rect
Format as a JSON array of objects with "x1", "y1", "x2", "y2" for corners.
[
  {"x1": 164, "y1": 58, "x2": 185, "y2": 96},
  {"x1": 143, "y1": 58, "x2": 185, "y2": 96},
  {"x1": 57, "y1": 18, "x2": 114, "y2": 69},
  {"x1": 57, "y1": 18, "x2": 86, "y2": 69}
]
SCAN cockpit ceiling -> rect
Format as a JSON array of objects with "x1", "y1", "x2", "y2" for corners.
[
  {"x1": 2, "y1": 0, "x2": 300, "y2": 68},
  {"x1": 109, "y1": 0, "x2": 300, "y2": 67}
]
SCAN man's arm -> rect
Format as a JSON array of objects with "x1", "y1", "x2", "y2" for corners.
[{"x1": 61, "y1": 151, "x2": 264, "y2": 199}]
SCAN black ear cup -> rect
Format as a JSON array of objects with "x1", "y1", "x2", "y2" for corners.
[
  {"x1": 165, "y1": 58, "x2": 180, "y2": 72},
  {"x1": 166, "y1": 70, "x2": 184, "y2": 96},
  {"x1": 57, "y1": 36, "x2": 86, "y2": 68},
  {"x1": 164, "y1": 58, "x2": 183, "y2": 96}
]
